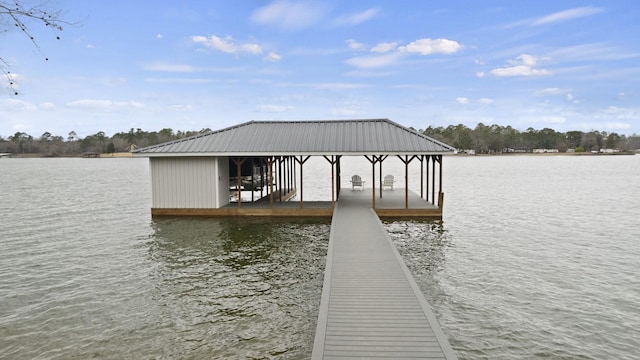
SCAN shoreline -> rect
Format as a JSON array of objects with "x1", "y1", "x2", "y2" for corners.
[
  {"x1": 3, "y1": 151, "x2": 637, "y2": 159},
  {"x1": 455, "y1": 151, "x2": 637, "y2": 156}
]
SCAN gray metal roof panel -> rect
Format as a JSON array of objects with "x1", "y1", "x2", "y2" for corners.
[{"x1": 135, "y1": 119, "x2": 455, "y2": 155}]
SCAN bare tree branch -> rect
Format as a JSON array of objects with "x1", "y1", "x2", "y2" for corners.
[{"x1": 1, "y1": 0, "x2": 71, "y2": 95}]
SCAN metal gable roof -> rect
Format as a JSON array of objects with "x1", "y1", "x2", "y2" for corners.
[{"x1": 134, "y1": 119, "x2": 455, "y2": 156}]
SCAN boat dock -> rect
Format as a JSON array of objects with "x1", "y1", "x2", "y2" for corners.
[{"x1": 312, "y1": 191, "x2": 457, "y2": 359}]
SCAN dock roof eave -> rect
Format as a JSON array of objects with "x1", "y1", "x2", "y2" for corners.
[{"x1": 133, "y1": 150, "x2": 455, "y2": 158}]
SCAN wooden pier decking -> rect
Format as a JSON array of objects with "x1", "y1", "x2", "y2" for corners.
[
  {"x1": 312, "y1": 193, "x2": 457, "y2": 359},
  {"x1": 150, "y1": 187, "x2": 443, "y2": 218}
]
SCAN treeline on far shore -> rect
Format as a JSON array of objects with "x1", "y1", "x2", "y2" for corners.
[
  {"x1": 1, "y1": 123, "x2": 639, "y2": 156},
  {"x1": 421, "y1": 123, "x2": 640, "y2": 154},
  {"x1": 0, "y1": 128, "x2": 212, "y2": 157}
]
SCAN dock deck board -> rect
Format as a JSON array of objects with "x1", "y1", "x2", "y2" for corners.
[
  {"x1": 152, "y1": 187, "x2": 442, "y2": 217},
  {"x1": 312, "y1": 191, "x2": 456, "y2": 359}
]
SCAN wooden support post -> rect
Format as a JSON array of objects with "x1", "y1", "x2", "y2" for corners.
[
  {"x1": 294, "y1": 156, "x2": 310, "y2": 208},
  {"x1": 267, "y1": 157, "x2": 276, "y2": 208},
  {"x1": 432, "y1": 155, "x2": 436, "y2": 205},
  {"x1": 364, "y1": 155, "x2": 378, "y2": 208},
  {"x1": 286, "y1": 156, "x2": 290, "y2": 193},
  {"x1": 438, "y1": 155, "x2": 443, "y2": 194},
  {"x1": 420, "y1": 155, "x2": 424, "y2": 199},
  {"x1": 323, "y1": 155, "x2": 338, "y2": 208},
  {"x1": 405, "y1": 156, "x2": 409, "y2": 208},
  {"x1": 231, "y1": 158, "x2": 246, "y2": 208},
  {"x1": 336, "y1": 156, "x2": 342, "y2": 200},
  {"x1": 377, "y1": 155, "x2": 387, "y2": 198},
  {"x1": 251, "y1": 158, "x2": 255, "y2": 203},
  {"x1": 396, "y1": 155, "x2": 417, "y2": 209},
  {"x1": 379, "y1": 158, "x2": 383, "y2": 198},
  {"x1": 438, "y1": 155, "x2": 443, "y2": 208},
  {"x1": 278, "y1": 156, "x2": 283, "y2": 202},
  {"x1": 293, "y1": 157, "x2": 297, "y2": 192},
  {"x1": 426, "y1": 156, "x2": 431, "y2": 203}
]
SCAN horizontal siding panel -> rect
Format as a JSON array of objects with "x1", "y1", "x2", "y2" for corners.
[{"x1": 151, "y1": 157, "x2": 217, "y2": 208}]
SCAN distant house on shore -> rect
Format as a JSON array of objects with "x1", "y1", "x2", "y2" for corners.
[{"x1": 533, "y1": 149, "x2": 559, "y2": 153}]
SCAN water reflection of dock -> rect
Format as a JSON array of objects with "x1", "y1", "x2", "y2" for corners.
[{"x1": 312, "y1": 195, "x2": 457, "y2": 359}]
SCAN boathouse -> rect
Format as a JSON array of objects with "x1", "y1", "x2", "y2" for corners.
[
  {"x1": 133, "y1": 119, "x2": 455, "y2": 218},
  {"x1": 135, "y1": 119, "x2": 460, "y2": 357}
]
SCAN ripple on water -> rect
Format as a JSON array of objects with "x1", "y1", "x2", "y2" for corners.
[{"x1": 0, "y1": 159, "x2": 330, "y2": 359}]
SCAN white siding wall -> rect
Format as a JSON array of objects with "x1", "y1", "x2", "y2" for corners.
[
  {"x1": 150, "y1": 157, "x2": 219, "y2": 208},
  {"x1": 215, "y1": 157, "x2": 230, "y2": 208}
]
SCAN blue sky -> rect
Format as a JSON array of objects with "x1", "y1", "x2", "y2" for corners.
[{"x1": 2, "y1": 0, "x2": 639, "y2": 138}]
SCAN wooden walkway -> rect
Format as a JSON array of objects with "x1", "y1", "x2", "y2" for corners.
[{"x1": 312, "y1": 192, "x2": 457, "y2": 359}]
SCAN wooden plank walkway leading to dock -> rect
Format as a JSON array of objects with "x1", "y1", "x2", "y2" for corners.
[{"x1": 312, "y1": 196, "x2": 457, "y2": 359}]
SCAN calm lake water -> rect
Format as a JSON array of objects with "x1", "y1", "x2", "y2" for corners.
[{"x1": 1, "y1": 155, "x2": 639, "y2": 359}]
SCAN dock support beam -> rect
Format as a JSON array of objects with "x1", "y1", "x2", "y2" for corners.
[
  {"x1": 231, "y1": 157, "x2": 246, "y2": 208},
  {"x1": 323, "y1": 155, "x2": 340, "y2": 208},
  {"x1": 397, "y1": 155, "x2": 417, "y2": 209},
  {"x1": 294, "y1": 156, "x2": 311, "y2": 208}
]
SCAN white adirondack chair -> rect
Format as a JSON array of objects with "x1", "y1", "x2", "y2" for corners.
[
  {"x1": 383, "y1": 175, "x2": 395, "y2": 190},
  {"x1": 350, "y1": 175, "x2": 365, "y2": 191}
]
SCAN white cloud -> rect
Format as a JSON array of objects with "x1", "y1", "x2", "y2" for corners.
[
  {"x1": 491, "y1": 65, "x2": 550, "y2": 76},
  {"x1": 264, "y1": 52, "x2": 282, "y2": 62},
  {"x1": 66, "y1": 99, "x2": 145, "y2": 112},
  {"x1": 456, "y1": 97, "x2": 469, "y2": 104},
  {"x1": 397, "y1": 38, "x2": 462, "y2": 55},
  {"x1": 479, "y1": 98, "x2": 494, "y2": 104},
  {"x1": 532, "y1": 7, "x2": 603, "y2": 26},
  {"x1": 345, "y1": 69, "x2": 395, "y2": 78},
  {"x1": 156, "y1": 34, "x2": 163, "y2": 39},
  {"x1": 606, "y1": 106, "x2": 623, "y2": 114},
  {"x1": 346, "y1": 39, "x2": 366, "y2": 51},
  {"x1": 345, "y1": 53, "x2": 401, "y2": 69},
  {"x1": 39, "y1": 102, "x2": 57, "y2": 111},
  {"x1": 256, "y1": 104, "x2": 293, "y2": 112},
  {"x1": 535, "y1": 87, "x2": 567, "y2": 96},
  {"x1": 0, "y1": 99, "x2": 37, "y2": 112},
  {"x1": 489, "y1": 54, "x2": 551, "y2": 77},
  {"x1": 168, "y1": 104, "x2": 194, "y2": 112},
  {"x1": 371, "y1": 41, "x2": 398, "y2": 53},
  {"x1": 333, "y1": 8, "x2": 380, "y2": 26},
  {"x1": 513, "y1": 53, "x2": 537, "y2": 67},
  {"x1": 310, "y1": 83, "x2": 367, "y2": 89},
  {"x1": 144, "y1": 77, "x2": 214, "y2": 84},
  {"x1": 507, "y1": 7, "x2": 604, "y2": 28},
  {"x1": 104, "y1": 77, "x2": 128, "y2": 86},
  {"x1": 548, "y1": 43, "x2": 638, "y2": 62},
  {"x1": 143, "y1": 63, "x2": 199, "y2": 72},
  {"x1": 191, "y1": 35, "x2": 262, "y2": 55},
  {"x1": 251, "y1": 0, "x2": 328, "y2": 30}
]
